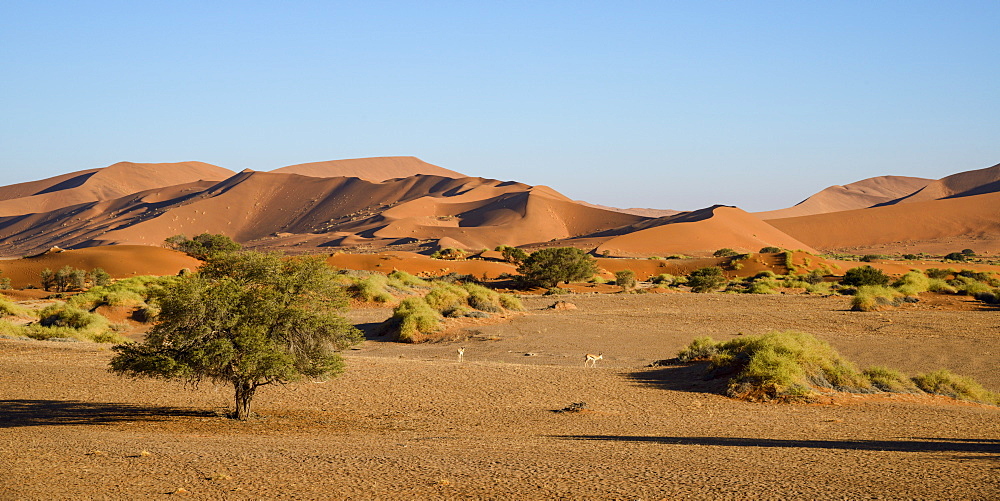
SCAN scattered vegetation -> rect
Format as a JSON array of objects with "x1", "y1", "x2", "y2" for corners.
[
  {"x1": 431, "y1": 247, "x2": 467, "y2": 260},
  {"x1": 676, "y1": 332, "x2": 999, "y2": 405},
  {"x1": 388, "y1": 281, "x2": 524, "y2": 342}
]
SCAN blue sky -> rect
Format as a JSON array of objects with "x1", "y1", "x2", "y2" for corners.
[{"x1": 2, "y1": 1, "x2": 998, "y2": 211}]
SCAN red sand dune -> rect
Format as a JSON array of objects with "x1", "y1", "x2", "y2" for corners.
[
  {"x1": 0, "y1": 245, "x2": 201, "y2": 289},
  {"x1": 0, "y1": 161, "x2": 233, "y2": 217},
  {"x1": 0, "y1": 170, "x2": 651, "y2": 257},
  {"x1": 767, "y1": 191, "x2": 1000, "y2": 253},
  {"x1": 592, "y1": 206, "x2": 817, "y2": 257},
  {"x1": 756, "y1": 175, "x2": 931, "y2": 219},
  {"x1": 271, "y1": 156, "x2": 463, "y2": 181}
]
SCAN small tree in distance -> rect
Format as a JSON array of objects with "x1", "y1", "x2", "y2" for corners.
[
  {"x1": 687, "y1": 267, "x2": 727, "y2": 293},
  {"x1": 165, "y1": 233, "x2": 241, "y2": 260},
  {"x1": 109, "y1": 251, "x2": 363, "y2": 420},
  {"x1": 615, "y1": 269, "x2": 637, "y2": 291},
  {"x1": 517, "y1": 247, "x2": 598, "y2": 288},
  {"x1": 841, "y1": 266, "x2": 891, "y2": 287}
]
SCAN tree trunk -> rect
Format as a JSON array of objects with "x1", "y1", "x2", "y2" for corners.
[{"x1": 233, "y1": 381, "x2": 256, "y2": 420}]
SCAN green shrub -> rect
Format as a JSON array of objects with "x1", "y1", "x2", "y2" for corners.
[
  {"x1": 759, "y1": 246, "x2": 782, "y2": 253},
  {"x1": 924, "y1": 268, "x2": 952, "y2": 279},
  {"x1": 387, "y1": 270, "x2": 428, "y2": 288},
  {"x1": 746, "y1": 279, "x2": 779, "y2": 294},
  {"x1": 0, "y1": 297, "x2": 32, "y2": 317},
  {"x1": 842, "y1": 266, "x2": 891, "y2": 287},
  {"x1": 926, "y1": 278, "x2": 957, "y2": 293},
  {"x1": 392, "y1": 297, "x2": 441, "y2": 342},
  {"x1": 463, "y1": 283, "x2": 502, "y2": 313},
  {"x1": 893, "y1": 270, "x2": 930, "y2": 296},
  {"x1": 804, "y1": 282, "x2": 833, "y2": 295},
  {"x1": 424, "y1": 283, "x2": 470, "y2": 313},
  {"x1": 650, "y1": 273, "x2": 676, "y2": 285},
  {"x1": 677, "y1": 336, "x2": 718, "y2": 362},
  {"x1": 912, "y1": 370, "x2": 1000, "y2": 405},
  {"x1": 696, "y1": 331, "x2": 872, "y2": 401},
  {"x1": 348, "y1": 274, "x2": 394, "y2": 303},
  {"x1": 495, "y1": 245, "x2": 528, "y2": 264},
  {"x1": 431, "y1": 247, "x2": 467, "y2": 260},
  {"x1": 863, "y1": 366, "x2": 920, "y2": 393},
  {"x1": 498, "y1": 293, "x2": 525, "y2": 311},
  {"x1": 687, "y1": 267, "x2": 726, "y2": 293},
  {"x1": 713, "y1": 248, "x2": 738, "y2": 258},
  {"x1": 851, "y1": 285, "x2": 901, "y2": 311},
  {"x1": 615, "y1": 269, "x2": 637, "y2": 291}
]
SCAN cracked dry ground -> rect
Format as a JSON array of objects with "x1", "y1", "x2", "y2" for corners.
[{"x1": 1, "y1": 294, "x2": 998, "y2": 499}]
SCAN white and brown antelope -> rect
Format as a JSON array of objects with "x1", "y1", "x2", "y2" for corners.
[
  {"x1": 457, "y1": 347, "x2": 466, "y2": 363},
  {"x1": 584, "y1": 353, "x2": 603, "y2": 367}
]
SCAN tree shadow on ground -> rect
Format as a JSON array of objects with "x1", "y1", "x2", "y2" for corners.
[
  {"x1": 355, "y1": 321, "x2": 394, "y2": 342},
  {"x1": 0, "y1": 399, "x2": 215, "y2": 428},
  {"x1": 624, "y1": 362, "x2": 730, "y2": 396},
  {"x1": 554, "y1": 435, "x2": 1000, "y2": 459}
]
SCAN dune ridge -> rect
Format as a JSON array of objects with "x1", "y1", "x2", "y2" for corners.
[
  {"x1": 0, "y1": 161, "x2": 234, "y2": 217},
  {"x1": 271, "y1": 156, "x2": 463, "y2": 181},
  {"x1": 757, "y1": 175, "x2": 932, "y2": 220}
]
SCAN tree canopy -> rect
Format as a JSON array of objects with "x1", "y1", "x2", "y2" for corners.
[
  {"x1": 164, "y1": 233, "x2": 241, "y2": 260},
  {"x1": 516, "y1": 247, "x2": 598, "y2": 288},
  {"x1": 109, "y1": 251, "x2": 363, "y2": 420}
]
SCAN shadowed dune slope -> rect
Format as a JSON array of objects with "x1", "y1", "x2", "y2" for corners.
[
  {"x1": 0, "y1": 171, "x2": 648, "y2": 256},
  {"x1": 879, "y1": 162, "x2": 1000, "y2": 205},
  {"x1": 271, "y1": 156, "x2": 463, "y2": 181},
  {"x1": 594, "y1": 206, "x2": 817, "y2": 257},
  {"x1": 757, "y1": 176, "x2": 932, "y2": 220},
  {"x1": 767, "y1": 191, "x2": 1000, "y2": 252},
  {"x1": 0, "y1": 161, "x2": 234, "y2": 217},
  {"x1": 0, "y1": 246, "x2": 200, "y2": 288}
]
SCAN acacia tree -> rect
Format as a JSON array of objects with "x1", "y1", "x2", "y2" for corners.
[
  {"x1": 516, "y1": 247, "x2": 598, "y2": 288},
  {"x1": 109, "y1": 251, "x2": 363, "y2": 420}
]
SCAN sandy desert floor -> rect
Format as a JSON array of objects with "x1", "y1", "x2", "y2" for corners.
[{"x1": 1, "y1": 293, "x2": 998, "y2": 499}]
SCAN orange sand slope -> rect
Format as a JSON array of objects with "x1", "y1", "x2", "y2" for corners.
[
  {"x1": 0, "y1": 246, "x2": 200, "y2": 289},
  {"x1": 591, "y1": 206, "x2": 817, "y2": 257},
  {"x1": 0, "y1": 170, "x2": 649, "y2": 257},
  {"x1": 756, "y1": 175, "x2": 931, "y2": 220},
  {"x1": 0, "y1": 161, "x2": 234, "y2": 217},
  {"x1": 271, "y1": 156, "x2": 463, "y2": 181},
  {"x1": 767, "y1": 191, "x2": 1000, "y2": 253},
  {"x1": 879, "y1": 162, "x2": 1000, "y2": 205}
]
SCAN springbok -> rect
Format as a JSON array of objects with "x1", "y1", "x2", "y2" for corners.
[
  {"x1": 584, "y1": 353, "x2": 603, "y2": 367},
  {"x1": 457, "y1": 347, "x2": 466, "y2": 363}
]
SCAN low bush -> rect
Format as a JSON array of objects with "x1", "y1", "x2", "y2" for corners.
[
  {"x1": 893, "y1": 270, "x2": 930, "y2": 296},
  {"x1": 926, "y1": 278, "x2": 957, "y2": 293},
  {"x1": 675, "y1": 332, "x2": 1000, "y2": 405},
  {"x1": 851, "y1": 285, "x2": 901, "y2": 311},
  {"x1": 650, "y1": 273, "x2": 676, "y2": 285},
  {"x1": 463, "y1": 283, "x2": 502, "y2": 313},
  {"x1": 677, "y1": 336, "x2": 718, "y2": 362},
  {"x1": 615, "y1": 269, "x2": 637, "y2": 291},
  {"x1": 387, "y1": 270, "x2": 428, "y2": 288},
  {"x1": 924, "y1": 268, "x2": 953, "y2": 279},
  {"x1": 392, "y1": 297, "x2": 441, "y2": 342},
  {"x1": 912, "y1": 370, "x2": 1000, "y2": 405},
  {"x1": 498, "y1": 293, "x2": 525, "y2": 311},
  {"x1": 759, "y1": 246, "x2": 782, "y2": 253},
  {"x1": 0, "y1": 297, "x2": 32, "y2": 317},
  {"x1": 862, "y1": 366, "x2": 921, "y2": 393},
  {"x1": 713, "y1": 248, "x2": 738, "y2": 257}
]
